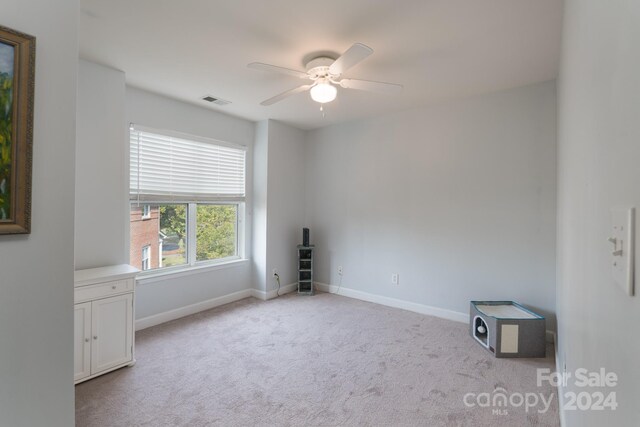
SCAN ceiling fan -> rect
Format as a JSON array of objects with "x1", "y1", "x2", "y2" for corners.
[{"x1": 248, "y1": 43, "x2": 402, "y2": 106}]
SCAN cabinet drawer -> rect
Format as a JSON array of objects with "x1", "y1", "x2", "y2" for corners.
[{"x1": 75, "y1": 279, "x2": 134, "y2": 303}]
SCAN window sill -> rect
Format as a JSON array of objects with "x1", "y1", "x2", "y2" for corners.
[{"x1": 136, "y1": 258, "x2": 250, "y2": 286}]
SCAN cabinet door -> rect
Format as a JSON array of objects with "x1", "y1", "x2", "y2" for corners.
[
  {"x1": 91, "y1": 293, "x2": 133, "y2": 374},
  {"x1": 74, "y1": 302, "x2": 92, "y2": 382}
]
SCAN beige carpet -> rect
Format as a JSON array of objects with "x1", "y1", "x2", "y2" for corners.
[{"x1": 76, "y1": 292, "x2": 559, "y2": 426}]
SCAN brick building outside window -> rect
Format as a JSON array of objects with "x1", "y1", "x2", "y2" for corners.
[{"x1": 130, "y1": 205, "x2": 161, "y2": 271}]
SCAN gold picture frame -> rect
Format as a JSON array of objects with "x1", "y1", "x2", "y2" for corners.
[{"x1": 0, "y1": 25, "x2": 35, "y2": 234}]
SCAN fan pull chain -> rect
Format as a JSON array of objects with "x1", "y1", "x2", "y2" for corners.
[{"x1": 320, "y1": 104, "x2": 326, "y2": 118}]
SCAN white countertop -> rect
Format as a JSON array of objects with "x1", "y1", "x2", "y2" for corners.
[{"x1": 75, "y1": 264, "x2": 139, "y2": 287}]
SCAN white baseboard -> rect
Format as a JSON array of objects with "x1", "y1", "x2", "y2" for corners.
[
  {"x1": 251, "y1": 282, "x2": 297, "y2": 301},
  {"x1": 315, "y1": 282, "x2": 556, "y2": 343},
  {"x1": 136, "y1": 282, "x2": 558, "y2": 352},
  {"x1": 315, "y1": 282, "x2": 469, "y2": 323},
  {"x1": 136, "y1": 284, "x2": 300, "y2": 330},
  {"x1": 135, "y1": 288, "x2": 253, "y2": 331}
]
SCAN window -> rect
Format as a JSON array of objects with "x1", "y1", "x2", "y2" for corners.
[
  {"x1": 141, "y1": 246, "x2": 150, "y2": 271},
  {"x1": 129, "y1": 126, "x2": 246, "y2": 273},
  {"x1": 196, "y1": 204, "x2": 238, "y2": 262},
  {"x1": 141, "y1": 204, "x2": 151, "y2": 219}
]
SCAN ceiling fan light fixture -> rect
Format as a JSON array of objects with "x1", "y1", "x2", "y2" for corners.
[
  {"x1": 310, "y1": 81, "x2": 337, "y2": 104},
  {"x1": 249, "y1": 43, "x2": 401, "y2": 107}
]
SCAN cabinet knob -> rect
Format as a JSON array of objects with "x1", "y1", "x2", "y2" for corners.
[
  {"x1": 112, "y1": 285, "x2": 117, "y2": 290},
  {"x1": 84, "y1": 338, "x2": 90, "y2": 343},
  {"x1": 93, "y1": 336, "x2": 98, "y2": 340}
]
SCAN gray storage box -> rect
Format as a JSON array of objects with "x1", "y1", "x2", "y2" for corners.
[{"x1": 470, "y1": 301, "x2": 546, "y2": 358}]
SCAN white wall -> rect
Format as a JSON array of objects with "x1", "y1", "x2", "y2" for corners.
[
  {"x1": 252, "y1": 120, "x2": 269, "y2": 293},
  {"x1": 305, "y1": 81, "x2": 557, "y2": 327},
  {"x1": 0, "y1": 0, "x2": 78, "y2": 425},
  {"x1": 252, "y1": 120, "x2": 306, "y2": 296},
  {"x1": 265, "y1": 121, "x2": 306, "y2": 291},
  {"x1": 75, "y1": 60, "x2": 127, "y2": 269},
  {"x1": 126, "y1": 87, "x2": 256, "y2": 319},
  {"x1": 557, "y1": 1, "x2": 640, "y2": 425}
]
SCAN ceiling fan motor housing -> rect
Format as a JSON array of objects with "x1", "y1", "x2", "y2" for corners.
[{"x1": 306, "y1": 57, "x2": 336, "y2": 78}]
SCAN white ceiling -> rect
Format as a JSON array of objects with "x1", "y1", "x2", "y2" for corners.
[{"x1": 79, "y1": 0, "x2": 563, "y2": 130}]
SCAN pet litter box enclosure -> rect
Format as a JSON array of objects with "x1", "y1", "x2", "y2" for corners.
[{"x1": 470, "y1": 301, "x2": 546, "y2": 358}]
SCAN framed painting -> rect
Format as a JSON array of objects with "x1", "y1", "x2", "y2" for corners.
[{"x1": 0, "y1": 25, "x2": 35, "y2": 234}]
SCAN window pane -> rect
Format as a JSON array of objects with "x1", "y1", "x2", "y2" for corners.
[
  {"x1": 141, "y1": 246, "x2": 150, "y2": 271},
  {"x1": 196, "y1": 204, "x2": 237, "y2": 262},
  {"x1": 130, "y1": 204, "x2": 187, "y2": 271}
]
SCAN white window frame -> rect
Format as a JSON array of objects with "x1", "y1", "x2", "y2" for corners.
[
  {"x1": 141, "y1": 245, "x2": 150, "y2": 271},
  {"x1": 189, "y1": 202, "x2": 243, "y2": 265},
  {"x1": 128, "y1": 124, "x2": 248, "y2": 278},
  {"x1": 141, "y1": 204, "x2": 151, "y2": 219},
  {"x1": 131, "y1": 201, "x2": 245, "y2": 275}
]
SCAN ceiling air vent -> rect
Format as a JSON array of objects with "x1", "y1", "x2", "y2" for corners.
[{"x1": 201, "y1": 95, "x2": 231, "y2": 106}]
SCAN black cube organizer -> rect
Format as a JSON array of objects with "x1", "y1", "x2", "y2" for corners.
[
  {"x1": 470, "y1": 301, "x2": 546, "y2": 358},
  {"x1": 297, "y1": 245, "x2": 314, "y2": 295}
]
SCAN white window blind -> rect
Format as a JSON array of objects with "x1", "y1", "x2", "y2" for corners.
[{"x1": 130, "y1": 126, "x2": 246, "y2": 202}]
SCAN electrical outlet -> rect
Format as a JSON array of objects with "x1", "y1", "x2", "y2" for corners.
[
  {"x1": 272, "y1": 268, "x2": 278, "y2": 277},
  {"x1": 337, "y1": 266, "x2": 343, "y2": 275},
  {"x1": 392, "y1": 273, "x2": 399, "y2": 285}
]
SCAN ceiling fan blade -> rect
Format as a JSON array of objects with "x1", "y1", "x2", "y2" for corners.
[
  {"x1": 248, "y1": 62, "x2": 310, "y2": 79},
  {"x1": 329, "y1": 43, "x2": 373, "y2": 75},
  {"x1": 339, "y1": 78, "x2": 403, "y2": 94},
  {"x1": 260, "y1": 84, "x2": 314, "y2": 106}
]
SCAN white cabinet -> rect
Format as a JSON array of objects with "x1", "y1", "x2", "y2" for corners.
[
  {"x1": 74, "y1": 302, "x2": 91, "y2": 382},
  {"x1": 91, "y1": 293, "x2": 133, "y2": 373},
  {"x1": 74, "y1": 265, "x2": 138, "y2": 384}
]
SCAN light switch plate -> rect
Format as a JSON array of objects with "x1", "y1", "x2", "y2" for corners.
[{"x1": 611, "y1": 207, "x2": 635, "y2": 296}]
